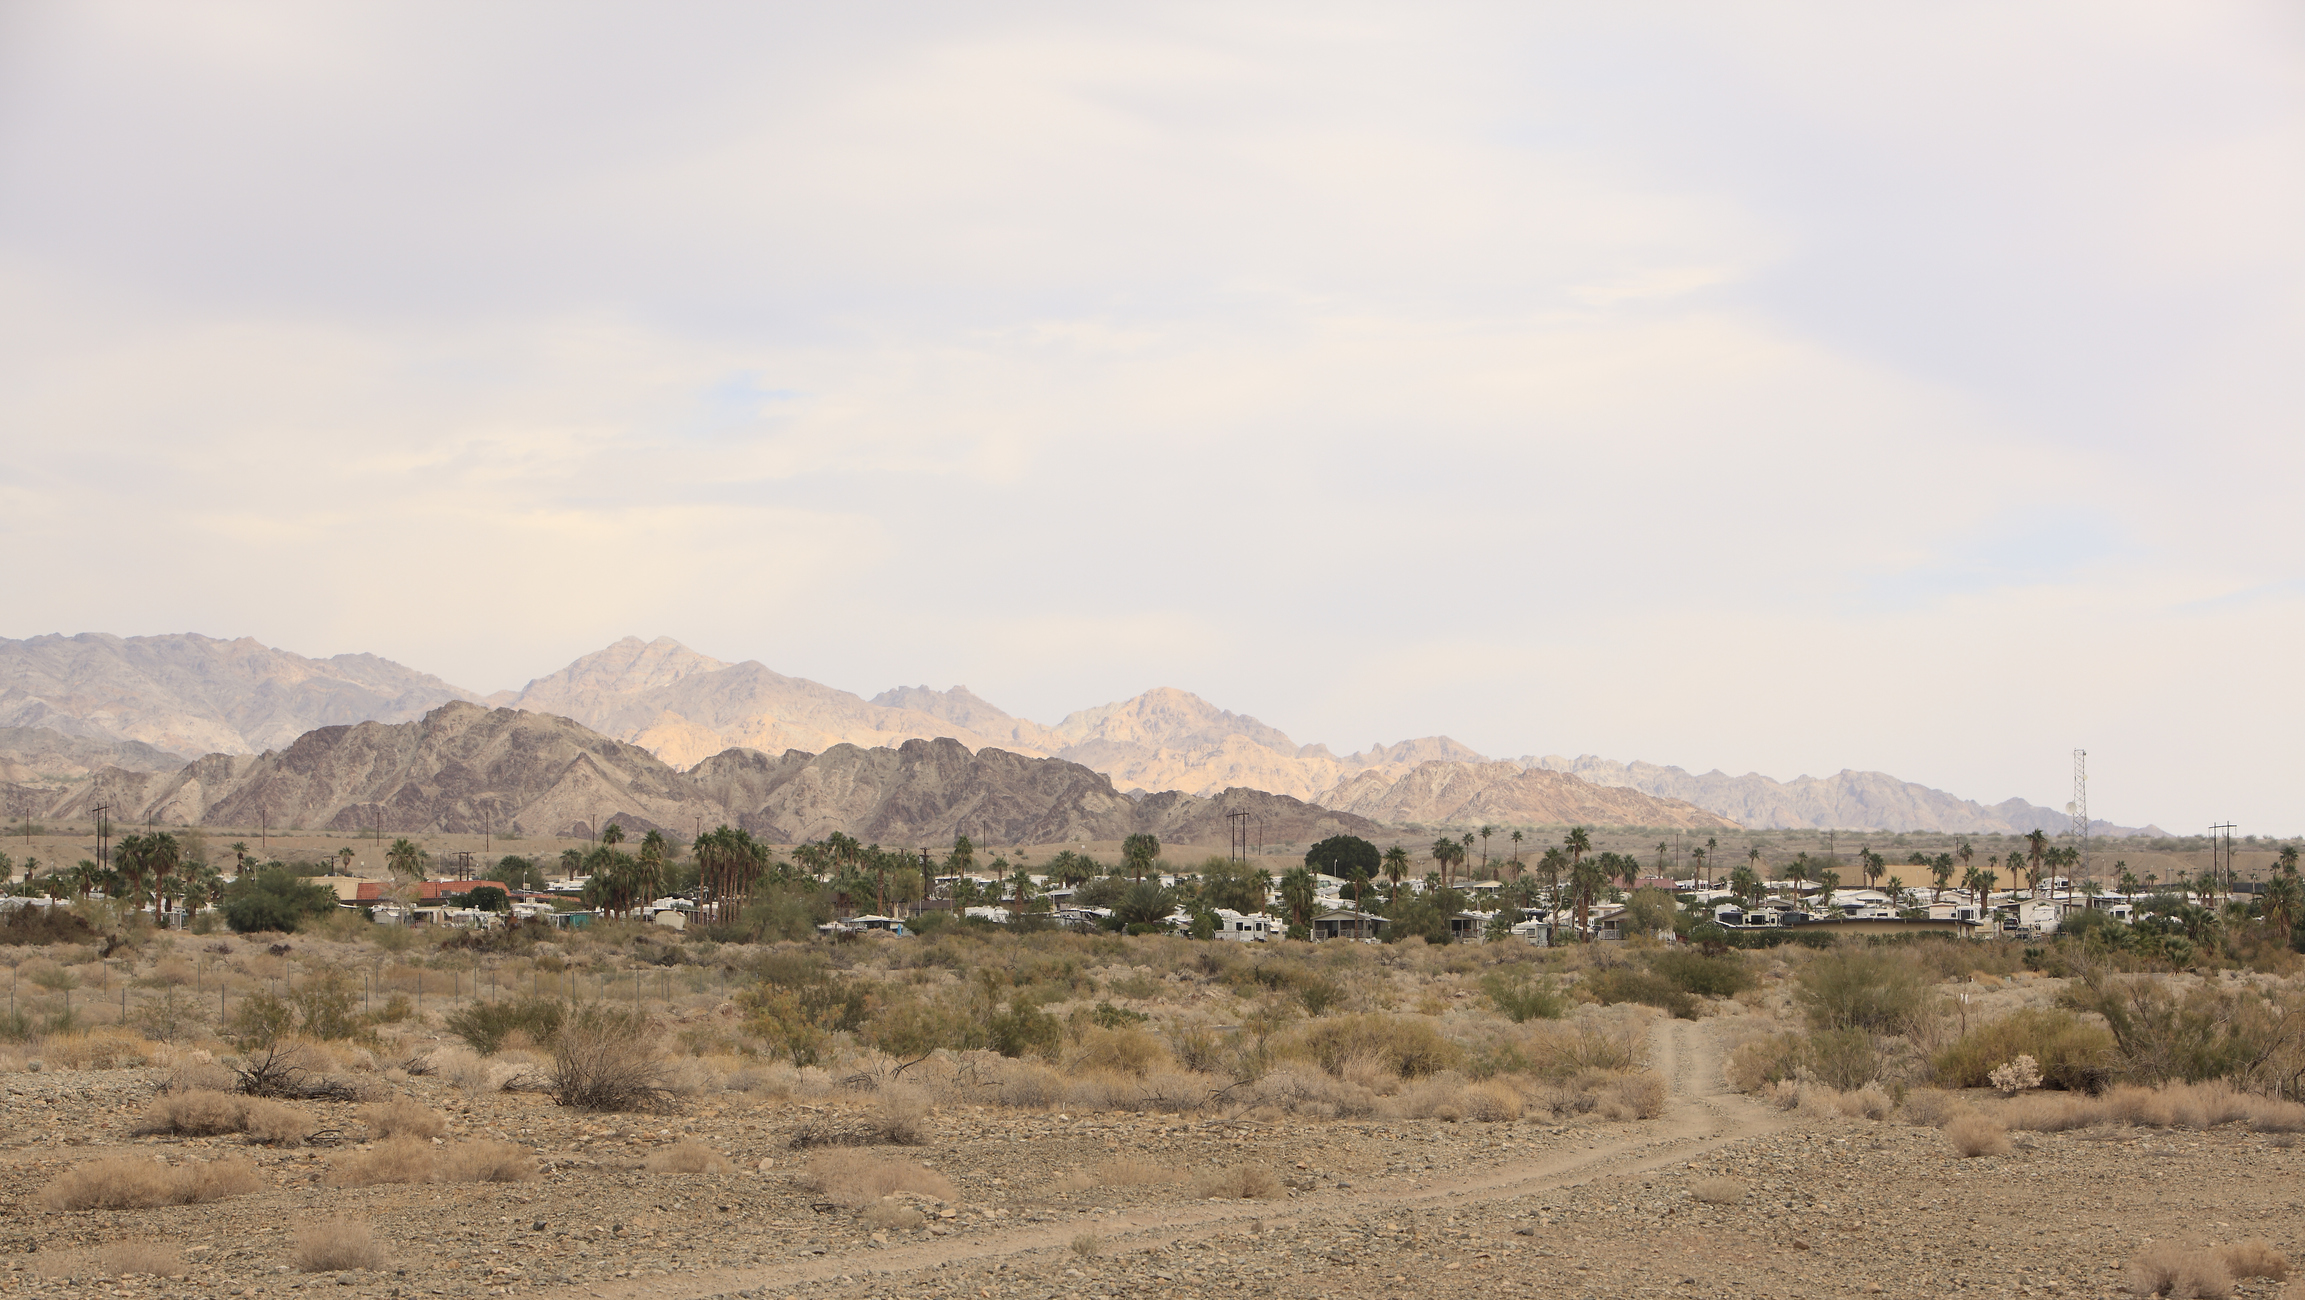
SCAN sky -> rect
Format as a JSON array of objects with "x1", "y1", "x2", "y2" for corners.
[{"x1": 2, "y1": 2, "x2": 2301, "y2": 832}]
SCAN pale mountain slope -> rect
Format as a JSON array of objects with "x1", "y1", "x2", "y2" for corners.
[
  {"x1": 1317, "y1": 761, "x2": 1738, "y2": 831},
  {"x1": 0, "y1": 725, "x2": 191, "y2": 783},
  {"x1": 489, "y1": 638, "x2": 1028, "y2": 767},
  {"x1": 868, "y1": 685, "x2": 1067, "y2": 753},
  {"x1": 1525, "y1": 755, "x2": 2150, "y2": 836},
  {"x1": 0, "y1": 633, "x2": 472, "y2": 754}
]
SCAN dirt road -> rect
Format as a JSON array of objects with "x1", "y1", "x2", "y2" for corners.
[{"x1": 557, "y1": 1016, "x2": 1788, "y2": 1300}]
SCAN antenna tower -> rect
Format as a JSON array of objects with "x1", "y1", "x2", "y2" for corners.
[{"x1": 2071, "y1": 749, "x2": 2088, "y2": 878}]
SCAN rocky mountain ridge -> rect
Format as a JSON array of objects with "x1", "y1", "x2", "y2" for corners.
[
  {"x1": 0, "y1": 630, "x2": 2158, "y2": 834},
  {"x1": 0, "y1": 702, "x2": 1385, "y2": 848},
  {"x1": 1523, "y1": 755, "x2": 2153, "y2": 838}
]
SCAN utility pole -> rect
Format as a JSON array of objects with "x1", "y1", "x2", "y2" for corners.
[
  {"x1": 2209, "y1": 823, "x2": 2238, "y2": 896},
  {"x1": 2071, "y1": 750, "x2": 2089, "y2": 884},
  {"x1": 1227, "y1": 810, "x2": 1252, "y2": 864}
]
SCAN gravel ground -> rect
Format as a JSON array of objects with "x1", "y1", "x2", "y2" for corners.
[{"x1": 4, "y1": 1022, "x2": 2301, "y2": 1300}]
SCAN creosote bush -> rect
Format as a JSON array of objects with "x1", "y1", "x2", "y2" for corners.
[
  {"x1": 550, "y1": 1003, "x2": 677, "y2": 1113},
  {"x1": 360, "y1": 1097, "x2": 448, "y2": 1139}
]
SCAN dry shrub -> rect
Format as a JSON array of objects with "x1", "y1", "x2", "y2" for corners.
[
  {"x1": 1462, "y1": 1079, "x2": 1526, "y2": 1122},
  {"x1": 98, "y1": 1243, "x2": 186, "y2": 1276},
  {"x1": 1193, "y1": 1164, "x2": 1285, "y2": 1200},
  {"x1": 861, "y1": 1200, "x2": 924, "y2": 1230},
  {"x1": 1689, "y1": 1176, "x2": 1747, "y2": 1205},
  {"x1": 1944, "y1": 1114, "x2": 2011, "y2": 1158},
  {"x1": 1594, "y1": 1071, "x2": 1667, "y2": 1121},
  {"x1": 1098, "y1": 1157, "x2": 1186, "y2": 1186},
  {"x1": 238, "y1": 1098, "x2": 316, "y2": 1145},
  {"x1": 1289, "y1": 1014, "x2": 1461, "y2": 1080},
  {"x1": 41, "y1": 1156, "x2": 262, "y2": 1209},
  {"x1": 1048, "y1": 1169, "x2": 1099, "y2": 1193},
  {"x1": 550, "y1": 1003, "x2": 676, "y2": 1113},
  {"x1": 293, "y1": 1218, "x2": 391, "y2": 1273},
  {"x1": 2128, "y1": 1243, "x2": 2234, "y2": 1299},
  {"x1": 1934, "y1": 1009, "x2": 2114, "y2": 1092},
  {"x1": 435, "y1": 1139, "x2": 540, "y2": 1183},
  {"x1": 1516, "y1": 1016, "x2": 1648, "y2": 1079},
  {"x1": 1069, "y1": 1027, "x2": 1169, "y2": 1077},
  {"x1": 804, "y1": 1150, "x2": 958, "y2": 1207},
  {"x1": 1071, "y1": 1232, "x2": 1103, "y2": 1258},
  {"x1": 643, "y1": 1141, "x2": 732, "y2": 1175},
  {"x1": 1833, "y1": 1083, "x2": 1895, "y2": 1121},
  {"x1": 165, "y1": 1058, "x2": 238, "y2": 1094},
  {"x1": 876, "y1": 1085, "x2": 932, "y2": 1145},
  {"x1": 138, "y1": 1088, "x2": 247, "y2": 1137},
  {"x1": 1998, "y1": 1083, "x2": 2305, "y2": 1134},
  {"x1": 2220, "y1": 1241, "x2": 2291, "y2": 1282},
  {"x1": 1723, "y1": 1031, "x2": 1807, "y2": 1093},
  {"x1": 45, "y1": 1027, "x2": 156, "y2": 1071},
  {"x1": 360, "y1": 1097, "x2": 447, "y2": 1139},
  {"x1": 327, "y1": 1137, "x2": 438, "y2": 1187},
  {"x1": 1901, "y1": 1088, "x2": 1966, "y2": 1127}
]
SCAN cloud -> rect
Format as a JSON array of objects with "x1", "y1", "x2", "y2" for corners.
[{"x1": 0, "y1": 1, "x2": 2299, "y2": 830}]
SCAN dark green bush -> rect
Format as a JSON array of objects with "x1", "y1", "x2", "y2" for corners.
[
  {"x1": 221, "y1": 868, "x2": 340, "y2": 934},
  {"x1": 445, "y1": 997, "x2": 568, "y2": 1056},
  {"x1": 1795, "y1": 948, "x2": 1932, "y2": 1033},
  {"x1": 1481, "y1": 967, "x2": 1566, "y2": 1022},
  {"x1": 1649, "y1": 949, "x2": 1754, "y2": 997},
  {"x1": 1583, "y1": 965, "x2": 1697, "y2": 1020}
]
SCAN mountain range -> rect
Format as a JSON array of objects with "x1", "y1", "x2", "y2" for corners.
[{"x1": 0, "y1": 631, "x2": 2139, "y2": 835}]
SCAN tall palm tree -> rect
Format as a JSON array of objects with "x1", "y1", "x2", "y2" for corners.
[
  {"x1": 1382, "y1": 845, "x2": 1410, "y2": 902},
  {"x1": 386, "y1": 838, "x2": 429, "y2": 882},
  {"x1": 1479, "y1": 826, "x2": 1495, "y2": 872},
  {"x1": 1565, "y1": 827, "x2": 1592, "y2": 871},
  {"x1": 1509, "y1": 829, "x2": 1524, "y2": 866},
  {"x1": 1570, "y1": 855, "x2": 1608, "y2": 942},
  {"x1": 2117, "y1": 866, "x2": 2141, "y2": 897},
  {"x1": 1704, "y1": 837, "x2": 1719, "y2": 888},
  {"x1": 1784, "y1": 854, "x2": 1809, "y2": 901},
  {"x1": 2023, "y1": 830, "x2": 2049, "y2": 904},
  {"x1": 1931, "y1": 854, "x2": 1955, "y2": 903}
]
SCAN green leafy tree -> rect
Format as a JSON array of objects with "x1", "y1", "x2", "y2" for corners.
[
  {"x1": 221, "y1": 867, "x2": 340, "y2": 933},
  {"x1": 1304, "y1": 835, "x2": 1380, "y2": 879},
  {"x1": 1197, "y1": 858, "x2": 1272, "y2": 914}
]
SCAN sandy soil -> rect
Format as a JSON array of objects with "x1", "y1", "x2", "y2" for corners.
[{"x1": 5, "y1": 1016, "x2": 2300, "y2": 1300}]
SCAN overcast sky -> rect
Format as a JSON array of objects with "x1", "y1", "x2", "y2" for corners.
[{"x1": 3, "y1": 2, "x2": 2300, "y2": 832}]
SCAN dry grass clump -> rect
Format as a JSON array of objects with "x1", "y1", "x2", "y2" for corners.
[
  {"x1": 327, "y1": 1137, "x2": 437, "y2": 1187},
  {"x1": 1996, "y1": 1082, "x2": 2305, "y2": 1135},
  {"x1": 136, "y1": 1089, "x2": 313, "y2": 1144},
  {"x1": 2219, "y1": 1241, "x2": 2291, "y2": 1282},
  {"x1": 43, "y1": 1027, "x2": 156, "y2": 1071},
  {"x1": 1901, "y1": 1088, "x2": 1966, "y2": 1127},
  {"x1": 41, "y1": 1156, "x2": 262, "y2": 1209},
  {"x1": 861, "y1": 1200, "x2": 924, "y2": 1230},
  {"x1": 875, "y1": 1085, "x2": 932, "y2": 1145},
  {"x1": 1192, "y1": 1164, "x2": 1285, "y2": 1200},
  {"x1": 2128, "y1": 1243, "x2": 2234, "y2": 1298},
  {"x1": 804, "y1": 1150, "x2": 958, "y2": 1207},
  {"x1": 1689, "y1": 1176, "x2": 1748, "y2": 1205},
  {"x1": 1071, "y1": 1232, "x2": 1103, "y2": 1258},
  {"x1": 359, "y1": 1097, "x2": 447, "y2": 1139},
  {"x1": 292, "y1": 1218, "x2": 391, "y2": 1273},
  {"x1": 327, "y1": 1137, "x2": 538, "y2": 1186},
  {"x1": 1593, "y1": 1071, "x2": 1667, "y2": 1121},
  {"x1": 138, "y1": 1088, "x2": 249, "y2": 1136},
  {"x1": 643, "y1": 1142, "x2": 733, "y2": 1175},
  {"x1": 1944, "y1": 1114, "x2": 2012, "y2": 1158}
]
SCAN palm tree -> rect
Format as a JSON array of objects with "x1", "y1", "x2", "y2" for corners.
[
  {"x1": 1689, "y1": 846, "x2": 1706, "y2": 888},
  {"x1": 1784, "y1": 854, "x2": 1809, "y2": 902},
  {"x1": 1382, "y1": 845, "x2": 1410, "y2": 902},
  {"x1": 1479, "y1": 826, "x2": 1495, "y2": 872},
  {"x1": 229, "y1": 841, "x2": 249, "y2": 875},
  {"x1": 1884, "y1": 875, "x2": 1906, "y2": 910},
  {"x1": 2023, "y1": 830, "x2": 2049, "y2": 902},
  {"x1": 1704, "y1": 837, "x2": 1719, "y2": 887},
  {"x1": 1727, "y1": 864, "x2": 1763, "y2": 911},
  {"x1": 1956, "y1": 838, "x2": 1974, "y2": 888},
  {"x1": 1931, "y1": 854, "x2": 1955, "y2": 903},
  {"x1": 336, "y1": 846, "x2": 354, "y2": 875},
  {"x1": 601, "y1": 821, "x2": 625, "y2": 849},
  {"x1": 1746, "y1": 844, "x2": 1764, "y2": 884},
  {"x1": 2117, "y1": 865, "x2": 2141, "y2": 897},
  {"x1": 1565, "y1": 827, "x2": 1592, "y2": 872},
  {"x1": 1509, "y1": 829, "x2": 1524, "y2": 865},
  {"x1": 1570, "y1": 854, "x2": 1608, "y2": 942}
]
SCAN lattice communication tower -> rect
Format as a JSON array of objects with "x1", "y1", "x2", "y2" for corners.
[{"x1": 2071, "y1": 749, "x2": 2088, "y2": 876}]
